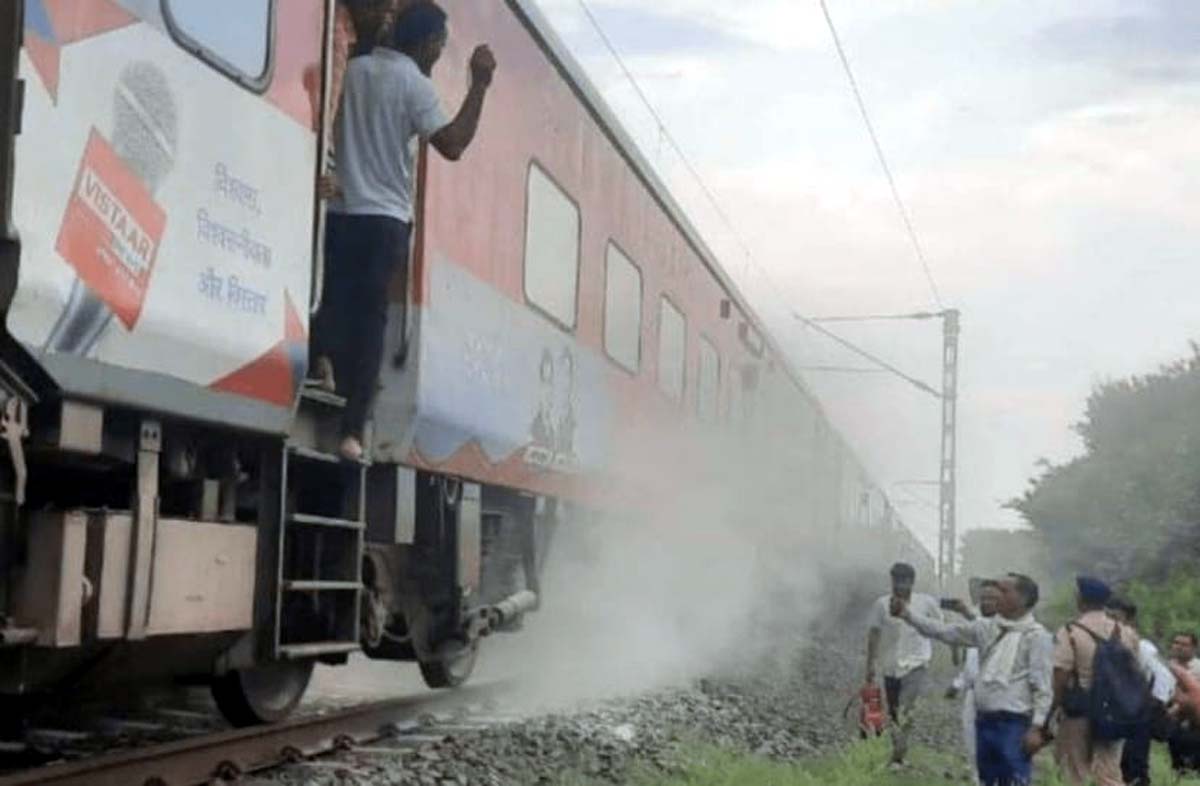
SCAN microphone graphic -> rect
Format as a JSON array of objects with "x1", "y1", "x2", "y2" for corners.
[{"x1": 45, "y1": 61, "x2": 178, "y2": 356}]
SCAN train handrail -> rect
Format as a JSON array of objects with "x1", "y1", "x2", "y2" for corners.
[{"x1": 310, "y1": 0, "x2": 336, "y2": 317}]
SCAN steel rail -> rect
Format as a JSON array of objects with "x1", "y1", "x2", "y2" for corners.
[{"x1": 0, "y1": 683, "x2": 509, "y2": 786}]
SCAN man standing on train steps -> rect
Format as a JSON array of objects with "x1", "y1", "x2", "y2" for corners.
[
  {"x1": 313, "y1": 1, "x2": 496, "y2": 461},
  {"x1": 865, "y1": 562, "x2": 942, "y2": 768}
]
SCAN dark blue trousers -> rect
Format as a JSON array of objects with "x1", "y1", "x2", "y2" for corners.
[
  {"x1": 976, "y1": 712, "x2": 1033, "y2": 786},
  {"x1": 313, "y1": 213, "x2": 412, "y2": 440}
]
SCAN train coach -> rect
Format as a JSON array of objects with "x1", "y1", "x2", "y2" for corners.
[{"x1": 0, "y1": 0, "x2": 926, "y2": 726}]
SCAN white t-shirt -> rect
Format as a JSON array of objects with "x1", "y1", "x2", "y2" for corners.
[
  {"x1": 1139, "y1": 639, "x2": 1176, "y2": 704},
  {"x1": 332, "y1": 48, "x2": 449, "y2": 222},
  {"x1": 870, "y1": 593, "x2": 942, "y2": 678}
]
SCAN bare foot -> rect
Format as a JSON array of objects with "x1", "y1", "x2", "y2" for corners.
[
  {"x1": 339, "y1": 436, "x2": 363, "y2": 462},
  {"x1": 307, "y1": 356, "x2": 336, "y2": 393}
]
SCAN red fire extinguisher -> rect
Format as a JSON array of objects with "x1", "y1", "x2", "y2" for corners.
[{"x1": 844, "y1": 683, "x2": 887, "y2": 738}]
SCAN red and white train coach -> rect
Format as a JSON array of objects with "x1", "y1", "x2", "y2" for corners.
[{"x1": 0, "y1": 0, "x2": 924, "y2": 725}]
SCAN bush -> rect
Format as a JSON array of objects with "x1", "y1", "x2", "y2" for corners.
[{"x1": 1127, "y1": 570, "x2": 1200, "y2": 645}]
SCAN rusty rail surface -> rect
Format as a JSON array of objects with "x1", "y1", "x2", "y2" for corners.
[{"x1": 0, "y1": 684, "x2": 508, "y2": 786}]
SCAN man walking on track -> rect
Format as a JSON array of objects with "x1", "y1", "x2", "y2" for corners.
[
  {"x1": 1052, "y1": 576, "x2": 1142, "y2": 786},
  {"x1": 894, "y1": 573, "x2": 1053, "y2": 786},
  {"x1": 865, "y1": 562, "x2": 942, "y2": 768}
]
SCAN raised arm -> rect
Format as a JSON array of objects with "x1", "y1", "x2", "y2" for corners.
[
  {"x1": 430, "y1": 45, "x2": 495, "y2": 161},
  {"x1": 896, "y1": 599, "x2": 989, "y2": 649}
]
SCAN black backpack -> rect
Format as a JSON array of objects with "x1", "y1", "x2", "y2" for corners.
[{"x1": 1064, "y1": 623, "x2": 1150, "y2": 741}]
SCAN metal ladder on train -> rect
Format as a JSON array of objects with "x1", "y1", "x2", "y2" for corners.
[{"x1": 274, "y1": 387, "x2": 366, "y2": 661}]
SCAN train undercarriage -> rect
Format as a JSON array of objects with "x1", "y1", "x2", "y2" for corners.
[{"x1": 0, "y1": 380, "x2": 552, "y2": 729}]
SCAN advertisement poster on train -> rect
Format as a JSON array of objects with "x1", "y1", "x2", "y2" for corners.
[{"x1": 56, "y1": 128, "x2": 166, "y2": 330}]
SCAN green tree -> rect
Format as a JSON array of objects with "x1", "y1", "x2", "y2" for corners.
[{"x1": 1011, "y1": 345, "x2": 1200, "y2": 586}]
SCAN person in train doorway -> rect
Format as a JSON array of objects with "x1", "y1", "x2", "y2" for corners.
[
  {"x1": 312, "y1": 1, "x2": 496, "y2": 460},
  {"x1": 1052, "y1": 576, "x2": 1142, "y2": 786},
  {"x1": 349, "y1": 0, "x2": 409, "y2": 55},
  {"x1": 946, "y1": 578, "x2": 1001, "y2": 785},
  {"x1": 1107, "y1": 596, "x2": 1175, "y2": 786},
  {"x1": 893, "y1": 573, "x2": 1054, "y2": 786},
  {"x1": 864, "y1": 562, "x2": 943, "y2": 769}
]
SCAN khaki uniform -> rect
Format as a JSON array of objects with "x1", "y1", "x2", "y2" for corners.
[{"x1": 1053, "y1": 610, "x2": 1140, "y2": 786}]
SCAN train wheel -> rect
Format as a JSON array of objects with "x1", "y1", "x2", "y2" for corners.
[
  {"x1": 418, "y1": 640, "x2": 478, "y2": 689},
  {"x1": 211, "y1": 660, "x2": 314, "y2": 727}
]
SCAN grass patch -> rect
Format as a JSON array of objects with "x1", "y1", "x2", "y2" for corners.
[{"x1": 573, "y1": 737, "x2": 1200, "y2": 786}]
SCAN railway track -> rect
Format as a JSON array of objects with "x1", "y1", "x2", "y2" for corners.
[{"x1": 0, "y1": 683, "x2": 513, "y2": 786}]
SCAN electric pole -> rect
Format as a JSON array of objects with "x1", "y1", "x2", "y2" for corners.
[
  {"x1": 796, "y1": 308, "x2": 962, "y2": 585},
  {"x1": 938, "y1": 310, "x2": 960, "y2": 584}
]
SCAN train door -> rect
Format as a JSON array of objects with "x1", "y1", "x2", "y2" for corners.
[{"x1": 6, "y1": 0, "x2": 326, "y2": 434}]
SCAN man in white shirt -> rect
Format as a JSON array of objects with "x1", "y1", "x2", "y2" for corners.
[
  {"x1": 312, "y1": 1, "x2": 496, "y2": 460},
  {"x1": 865, "y1": 561, "x2": 943, "y2": 767}
]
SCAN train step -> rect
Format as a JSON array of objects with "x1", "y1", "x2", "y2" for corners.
[
  {"x1": 278, "y1": 641, "x2": 361, "y2": 660},
  {"x1": 286, "y1": 443, "x2": 369, "y2": 467},
  {"x1": 282, "y1": 580, "x2": 361, "y2": 592},
  {"x1": 289, "y1": 512, "x2": 365, "y2": 531},
  {"x1": 299, "y1": 386, "x2": 346, "y2": 409},
  {"x1": 275, "y1": 436, "x2": 366, "y2": 660}
]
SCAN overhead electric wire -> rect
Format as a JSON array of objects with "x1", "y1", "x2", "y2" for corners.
[
  {"x1": 795, "y1": 313, "x2": 942, "y2": 399},
  {"x1": 816, "y1": 0, "x2": 945, "y2": 310},
  {"x1": 571, "y1": 0, "x2": 941, "y2": 399},
  {"x1": 810, "y1": 311, "x2": 943, "y2": 323},
  {"x1": 572, "y1": 0, "x2": 758, "y2": 268},
  {"x1": 796, "y1": 366, "x2": 891, "y2": 374}
]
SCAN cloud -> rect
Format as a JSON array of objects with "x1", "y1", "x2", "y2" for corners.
[
  {"x1": 536, "y1": 0, "x2": 848, "y2": 52},
  {"x1": 1036, "y1": 1, "x2": 1200, "y2": 82},
  {"x1": 554, "y1": 4, "x2": 750, "y2": 56}
]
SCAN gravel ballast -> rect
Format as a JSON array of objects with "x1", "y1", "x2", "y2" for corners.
[{"x1": 257, "y1": 626, "x2": 966, "y2": 786}]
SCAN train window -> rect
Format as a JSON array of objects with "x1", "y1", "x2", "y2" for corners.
[
  {"x1": 657, "y1": 297, "x2": 686, "y2": 402},
  {"x1": 163, "y1": 0, "x2": 274, "y2": 88},
  {"x1": 698, "y1": 338, "x2": 720, "y2": 421},
  {"x1": 727, "y1": 366, "x2": 741, "y2": 423},
  {"x1": 603, "y1": 243, "x2": 642, "y2": 373},
  {"x1": 524, "y1": 164, "x2": 581, "y2": 331}
]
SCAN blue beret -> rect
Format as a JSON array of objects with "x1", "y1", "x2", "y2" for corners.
[{"x1": 1077, "y1": 576, "x2": 1111, "y2": 604}]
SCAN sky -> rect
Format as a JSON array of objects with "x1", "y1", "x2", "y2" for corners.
[{"x1": 530, "y1": 0, "x2": 1200, "y2": 552}]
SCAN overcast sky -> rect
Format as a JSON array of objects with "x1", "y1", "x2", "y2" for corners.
[{"x1": 530, "y1": 0, "x2": 1200, "y2": 551}]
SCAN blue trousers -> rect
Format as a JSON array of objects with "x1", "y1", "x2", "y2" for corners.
[{"x1": 976, "y1": 712, "x2": 1033, "y2": 786}]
